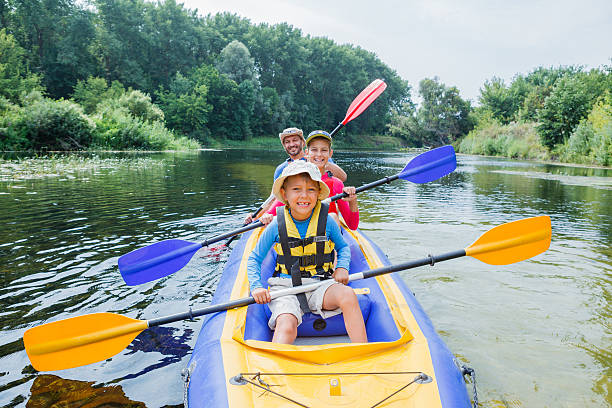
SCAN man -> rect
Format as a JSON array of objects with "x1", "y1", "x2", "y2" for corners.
[{"x1": 274, "y1": 127, "x2": 346, "y2": 181}]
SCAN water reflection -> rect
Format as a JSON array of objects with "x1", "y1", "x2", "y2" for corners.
[{"x1": 27, "y1": 375, "x2": 145, "y2": 407}]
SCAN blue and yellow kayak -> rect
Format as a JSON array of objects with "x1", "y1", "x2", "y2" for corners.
[{"x1": 184, "y1": 224, "x2": 471, "y2": 407}]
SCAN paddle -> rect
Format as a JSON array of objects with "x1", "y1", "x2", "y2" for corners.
[
  {"x1": 223, "y1": 79, "x2": 387, "y2": 248},
  {"x1": 24, "y1": 215, "x2": 551, "y2": 371},
  {"x1": 118, "y1": 145, "x2": 457, "y2": 286}
]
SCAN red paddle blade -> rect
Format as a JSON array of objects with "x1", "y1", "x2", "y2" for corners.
[{"x1": 343, "y1": 79, "x2": 387, "y2": 125}]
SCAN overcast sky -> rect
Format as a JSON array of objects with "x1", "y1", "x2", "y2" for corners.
[{"x1": 180, "y1": 0, "x2": 612, "y2": 102}]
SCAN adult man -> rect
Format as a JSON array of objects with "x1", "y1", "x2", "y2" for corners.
[{"x1": 274, "y1": 127, "x2": 346, "y2": 181}]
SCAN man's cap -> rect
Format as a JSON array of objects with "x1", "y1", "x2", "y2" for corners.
[{"x1": 271, "y1": 160, "x2": 330, "y2": 204}]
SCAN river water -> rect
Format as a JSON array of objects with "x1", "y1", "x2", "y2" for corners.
[{"x1": 0, "y1": 149, "x2": 610, "y2": 407}]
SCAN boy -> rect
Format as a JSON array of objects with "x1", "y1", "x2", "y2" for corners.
[
  {"x1": 247, "y1": 161, "x2": 367, "y2": 344},
  {"x1": 306, "y1": 130, "x2": 360, "y2": 230}
]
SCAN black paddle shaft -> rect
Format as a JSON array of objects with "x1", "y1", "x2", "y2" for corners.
[
  {"x1": 147, "y1": 249, "x2": 467, "y2": 328},
  {"x1": 328, "y1": 174, "x2": 400, "y2": 201}
]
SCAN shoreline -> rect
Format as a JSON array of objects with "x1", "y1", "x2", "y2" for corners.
[{"x1": 1, "y1": 148, "x2": 610, "y2": 171}]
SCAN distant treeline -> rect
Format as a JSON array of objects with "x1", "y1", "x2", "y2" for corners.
[
  {"x1": 0, "y1": 0, "x2": 408, "y2": 151},
  {"x1": 0, "y1": 1, "x2": 610, "y2": 166}
]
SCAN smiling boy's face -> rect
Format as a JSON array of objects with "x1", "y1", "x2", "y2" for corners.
[
  {"x1": 306, "y1": 138, "x2": 332, "y2": 171},
  {"x1": 280, "y1": 174, "x2": 320, "y2": 221}
]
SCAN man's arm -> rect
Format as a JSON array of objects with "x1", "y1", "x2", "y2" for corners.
[{"x1": 325, "y1": 160, "x2": 347, "y2": 182}]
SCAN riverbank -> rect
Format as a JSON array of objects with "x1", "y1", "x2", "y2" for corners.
[{"x1": 203, "y1": 134, "x2": 406, "y2": 150}]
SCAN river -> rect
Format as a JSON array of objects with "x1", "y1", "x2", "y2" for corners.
[{"x1": 0, "y1": 149, "x2": 610, "y2": 407}]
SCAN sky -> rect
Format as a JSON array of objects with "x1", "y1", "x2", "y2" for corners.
[{"x1": 179, "y1": 0, "x2": 612, "y2": 103}]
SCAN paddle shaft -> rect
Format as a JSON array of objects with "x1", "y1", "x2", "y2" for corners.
[
  {"x1": 225, "y1": 195, "x2": 275, "y2": 247},
  {"x1": 326, "y1": 174, "x2": 399, "y2": 202},
  {"x1": 147, "y1": 249, "x2": 466, "y2": 328}
]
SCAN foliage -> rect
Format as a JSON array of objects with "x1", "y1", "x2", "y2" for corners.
[
  {"x1": 556, "y1": 99, "x2": 612, "y2": 166},
  {"x1": 217, "y1": 40, "x2": 258, "y2": 84},
  {"x1": 72, "y1": 76, "x2": 124, "y2": 114},
  {"x1": 0, "y1": 29, "x2": 42, "y2": 102},
  {"x1": 156, "y1": 73, "x2": 212, "y2": 139},
  {"x1": 92, "y1": 105, "x2": 198, "y2": 150},
  {"x1": 416, "y1": 77, "x2": 473, "y2": 146},
  {"x1": 9, "y1": 93, "x2": 96, "y2": 150},
  {"x1": 457, "y1": 121, "x2": 549, "y2": 160},
  {"x1": 537, "y1": 74, "x2": 593, "y2": 148}
]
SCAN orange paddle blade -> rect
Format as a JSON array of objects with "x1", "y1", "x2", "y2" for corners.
[
  {"x1": 465, "y1": 216, "x2": 551, "y2": 265},
  {"x1": 24, "y1": 312, "x2": 147, "y2": 371}
]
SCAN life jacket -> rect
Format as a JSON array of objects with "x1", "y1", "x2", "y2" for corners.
[{"x1": 273, "y1": 201, "x2": 335, "y2": 279}]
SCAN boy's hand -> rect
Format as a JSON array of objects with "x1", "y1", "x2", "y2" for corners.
[
  {"x1": 332, "y1": 267, "x2": 349, "y2": 285},
  {"x1": 252, "y1": 288, "x2": 271, "y2": 304},
  {"x1": 243, "y1": 214, "x2": 254, "y2": 224},
  {"x1": 259, "y1": 213, "x2": 274, "y2": 226}
]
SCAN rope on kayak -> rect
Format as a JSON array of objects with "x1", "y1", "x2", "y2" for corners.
[
  {"x1": 230, "y1": 371, "x2": 431, "y2": 408},
  {"x1": 461, "y1": 365, "x2": 479, "y2": 407}
]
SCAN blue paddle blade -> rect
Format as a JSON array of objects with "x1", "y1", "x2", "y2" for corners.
[
  {"x1": 118, "y1": 239, "x2": 201, "y2": 286},
  {"x1": 399, "y1": 145, "x2": 456, "y2": 183}
]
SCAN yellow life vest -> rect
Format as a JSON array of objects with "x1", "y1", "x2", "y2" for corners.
[{"x1": 274, "y1": 202, "x2": 335, "y2": 278}]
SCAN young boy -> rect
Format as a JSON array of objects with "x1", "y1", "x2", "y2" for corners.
[
  {"x1": 247, "y1": 161, "x2": 367, "y2": 344},
  {"x1": 306, "y1": 130, "x2": 360, "y2": 230}
]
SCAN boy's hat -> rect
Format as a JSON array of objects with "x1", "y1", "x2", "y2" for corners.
[
  {"x1": 305, "y1": 130, "x2": 332, "y2": 146},
  {"x1": 279, "y1": 127, "x2": 304, "y2": 143},
  {"x1": 272, "y1": 160, "x2": 330, "y2": 204}
]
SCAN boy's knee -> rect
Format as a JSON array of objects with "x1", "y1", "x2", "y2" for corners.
[
  {"x1": 337, "y1": 286, "x2": 359, "y2": 308},
  {"x1": 275, "y1": 314, "x2": 298, "y2": 331}
]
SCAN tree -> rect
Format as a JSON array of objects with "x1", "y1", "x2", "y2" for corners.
[
  {"x1": 216, "y1": 40, "x2": 257, "y2": 84},
  {"x1": 537, "y1": 72, "x2": 605, "y2": 148},
  {"x1": 417, "y1": 77, "x2": 473, "y2": 146},
  {"x1": 156, "y1": 72, "x2": 212, "y2": 138},
  {"x1": 0, "y1": 29, "x2": 42, "y2": 102},
  {"x1": 478, "y1": 77, "x2": 517, "y2": 124}
]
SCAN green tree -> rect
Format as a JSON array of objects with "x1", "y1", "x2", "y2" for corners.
[
  {"x1": 479, "y1": 77, "x2": 517, "y2": 124},
  {"x1": 0, "y1": 28, "x2": 42, "y2": 102},
  {"x1": 10, "y1": 0, "x2": 97, "y2": 97},
  {"x1": 417, "y1": 77, "x2": 473, "y2": 146},
  {"x1": 217, "y1": 40, "x2": 257, "y2": 83},
  {"x1": 71, "y1": 76, "x2": 124, "y2": 114},
  {"x1": 536, "y1": 70, "x2": 608, "y2": 148},
  {"x1": 156, "y1": 72, "x2": 212, "y2": 138}
]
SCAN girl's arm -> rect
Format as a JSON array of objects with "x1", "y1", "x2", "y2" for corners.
[{"x1": 334, "y1": 180, "x2": 359, "y2": 230}]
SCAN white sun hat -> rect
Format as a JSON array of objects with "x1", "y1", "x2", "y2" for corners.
[{"x1": 271, "y1": 160, "x2": 330, "y2": 204}]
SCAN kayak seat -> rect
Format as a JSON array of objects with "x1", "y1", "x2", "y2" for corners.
[{"x1": 244, "y1": 292, "x2": 371, "y2": 341}]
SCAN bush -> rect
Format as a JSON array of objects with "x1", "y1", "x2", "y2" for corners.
[
  {"x1": 557, "y1": 99, "x2": 612, "y2": 166},
  {"x1": 92, "y1": 106, "x2": 198, "y2": 150},
  {"x1": 458, "y1": 121, "x2": 549, "y2": 160},
  {"x1": 0, "y1": 97, "x2": 28, "y2": 150},
  {"x1": 11, "y1": 94, "x2": 96, "y2": 150}
]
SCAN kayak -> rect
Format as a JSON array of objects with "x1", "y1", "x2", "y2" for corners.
[{"x1": 183, "y1": 224, "x2": 471, "y2": 407}]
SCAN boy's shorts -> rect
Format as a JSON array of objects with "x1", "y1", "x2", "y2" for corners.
[{"x1": 266, "y1": 276, "x2": 342, "y2": 330}]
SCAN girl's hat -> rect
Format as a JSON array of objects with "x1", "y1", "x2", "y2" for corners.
[
  {"x1": 279, "y1": 127, "x2": 304, "y2": 143},
  {"x1": 305, "y1": 130, "x2": 332, "y2": 146},
  {"x1": 272, "y1": 160, "x2": 330, "y2": 203}
]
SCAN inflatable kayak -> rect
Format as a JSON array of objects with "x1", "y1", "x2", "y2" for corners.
[{"x1": 184, "y1": 224, "x2": 471, "y2": 407}]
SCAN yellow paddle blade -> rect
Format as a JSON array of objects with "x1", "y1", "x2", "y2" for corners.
[
  {"x1": 24, "y1": 312, "x2": 147, "y2": 371},
  {"x1": 465, "y1": 216, "x2": 551, "y2": 265}
]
